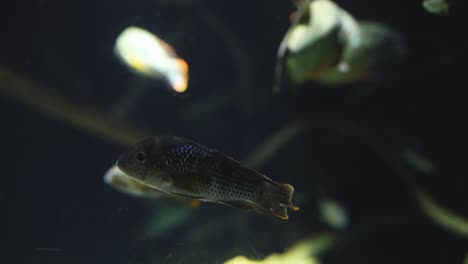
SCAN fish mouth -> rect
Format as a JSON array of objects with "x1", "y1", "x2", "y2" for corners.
[
  {"x1": 116, "y1": 149, "x2": 134, "y2": 172},
  {"x1": 103, "y1": 163, "x2": 120, "y2": 184},
  {"x1": 104, "y1": 162, "x2": 134, "y2": 185},
  {"x1": 115, "y1": 159, "x2": 131, "y2": 177}
]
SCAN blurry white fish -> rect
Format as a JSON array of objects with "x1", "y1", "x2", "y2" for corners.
[
  {"x1": 422, "y1": 0, "x2": 450, "y2": 15},
  {"x1": 114, "y1": 26, "x2": 189, "y2": 93},
  {"x1": 274, "y1": 0, "x2": 405, "y2": 91}
]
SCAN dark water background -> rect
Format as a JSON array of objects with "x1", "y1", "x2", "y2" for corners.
[{"x1": 1, "y1": 0, "x2": 467, "y2": 263}]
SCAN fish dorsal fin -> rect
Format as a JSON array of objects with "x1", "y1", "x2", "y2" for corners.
[
  {"x1": 202, "y1": 152, "x2": 278, "y2": 190},
  {"x1": 228, "y1": 161, "x2": 277, "y2": 185},
  {"x1": 169, "y1": 137, "x2": 218, "y2": 154},
  {"x1": 156, "y1": 38, "x2": 177, "y2": 57}
]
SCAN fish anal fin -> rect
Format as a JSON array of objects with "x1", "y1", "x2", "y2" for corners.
[
  {"x1": 218, "y1": 200, "x2": 264, "y2": 214},
  {"x1": 281, "y1": 184, "x2": 300, "y2": 211},
  {"x1": 188, "y1": 199, "x2": 201, "y2": 208},
  {"x1": 269, "y1": 207, "x2": 289, "y2": 220},
  {"x1": 169, "y1": 191, "x2": 203, "y2": 200},
  {"x1": 219, "y1": 200, "x2": 292, "y2": 220}
]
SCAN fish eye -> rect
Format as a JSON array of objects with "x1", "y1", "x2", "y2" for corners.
[{"x1": 135, "y1": 152, "x2": 147, "y2": 162}]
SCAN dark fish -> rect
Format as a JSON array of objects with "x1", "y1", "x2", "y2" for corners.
[{"x1": 117, "y1": 136, "x2": 299, "y2": 219}]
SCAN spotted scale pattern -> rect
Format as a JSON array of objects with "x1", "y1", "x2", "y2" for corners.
[
  {"x1": 165, "y1": 144, "x2": 209, "y2": 175},
  {"x1": 205, "y1": 169, "x2": 259, "y2": 202},
  {"x1": 163, "y1": 144, "x2": 211, "y2": 195},
  {"x1": 164, "y1": 143, "x2": 260, "y2": 203}
]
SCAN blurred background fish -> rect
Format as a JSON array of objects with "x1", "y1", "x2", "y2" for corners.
[
  {"x1": 274, "y1": 0, "x2": 405, "y2": 91},
  {"x1": 114, "y1": 26, "x2": 189, "y2": 93},
  {"x1": 422, "y1": 0, "x2": 450, "y2": 15}
]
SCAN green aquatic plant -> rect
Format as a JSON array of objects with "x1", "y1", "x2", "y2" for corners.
[
  {"x1": 224, "y1": 209, "x2": 418, "y2": 264},
  {"x1": 224, "y1": 234, "x2": 333, "y2": 264},
  {"x1": 416, "y1": 187, "x2": 468, "y2": 238},
  {"x1": 0, "y1": 65, "x2": 146, "y2": 146},
  {"x1": 143, "y1": 204, "x2": 193, "y2": 239}
]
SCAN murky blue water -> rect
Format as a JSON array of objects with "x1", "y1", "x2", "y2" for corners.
[{"x1": 1, "y1": 0, "x2": 466, "y2": 263}]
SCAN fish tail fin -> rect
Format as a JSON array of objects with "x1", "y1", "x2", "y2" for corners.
[
  {"x1": 259, "y1": 181, "x2": 299, "y2": 220},
  {"x1": 175, "y1": 58, "x2": 189, "y2": 74},
  {"x1": 167, "y1": 59, "x2": 189, "y2": 93}
]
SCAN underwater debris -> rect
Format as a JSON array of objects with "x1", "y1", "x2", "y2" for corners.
[
  {"x1": 116, "y1": 135, "x2": 300, "y2": 220},
  {"x1": 422, "y1": 0, "x2": 450, "y2": 15},
  {"x1": 274, "y1": 0, "x2": 405, "y2": 91},
  {"x1": 114, "y1": 26, "x2": 189, "y2": 93}
]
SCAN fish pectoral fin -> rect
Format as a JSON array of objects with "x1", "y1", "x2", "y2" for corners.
[
  {"x1": 218, "y1": 200, "x2": 264, "y2": 214},
  {"x1": 188, "y1": 199, "x2": 202, "y2": 208}
]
